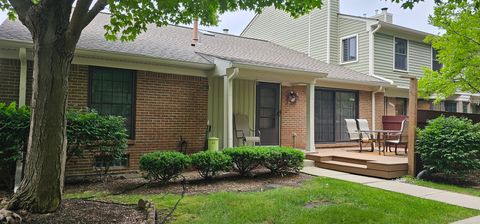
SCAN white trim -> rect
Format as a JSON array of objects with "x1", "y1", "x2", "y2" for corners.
[
  {"x1": 392, "y1": 36, "x2": 409, "y2": 72},
  {"x1": 306, "y1": 82, "x2": 316, "y2": 151},
  {"x1": 339, "y1": 34, "x2": 359, "y2": 64},
  {"x1": 338, "y1": 13, "x2": 378, "y2": 22},
  {"x1": 326, "y1": 0, "x2": 331, "y2": 64}
]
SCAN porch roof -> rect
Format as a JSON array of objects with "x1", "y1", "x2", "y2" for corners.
[{"x1": 0, "y1": 12, "x2": 389, "y2": 86}]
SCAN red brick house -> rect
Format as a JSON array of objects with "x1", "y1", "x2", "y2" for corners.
[{"x1": 0, "y1": 13, "x2": 390, "y2": 176}]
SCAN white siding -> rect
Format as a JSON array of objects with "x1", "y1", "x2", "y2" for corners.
[
  {"x1": 374, "y1": 32, "x2": 432, "y2": 88},
  {"x1": 241, "y1": 7, "x2": 310, "y2": 54},
  {"x1": 337, "y1": 17, "x2": 369, "y2": 74}
]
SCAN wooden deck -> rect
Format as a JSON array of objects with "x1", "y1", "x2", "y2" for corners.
[{"x1": 306, "y1": 147, "x2": 408, "y2": 179}]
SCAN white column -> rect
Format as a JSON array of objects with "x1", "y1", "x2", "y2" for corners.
[
  {"x1": 223, "y1": 76, "x2": 234, "y2": 149},
  {"x1": 14, "y1": 48, "x2": 27, "y2": 193},
  {"x1": 306, "y1": 82, "x2": 315, "y2": 152}
]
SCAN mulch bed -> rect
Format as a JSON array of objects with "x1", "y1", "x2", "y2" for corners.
[
  {"x1": 65, "y1": 169, "x2": 313, "y2": 195},
  {"x1": 21, "y1": 199, "x2": 146, "y2": 224},
  {"x1": 424, "y1": 171, "x2": 480, "y2": 189}
]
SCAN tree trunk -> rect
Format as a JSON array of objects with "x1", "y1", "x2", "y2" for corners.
[{"x1": 7, "y1": 6, "x2": 75, "y2": 213}]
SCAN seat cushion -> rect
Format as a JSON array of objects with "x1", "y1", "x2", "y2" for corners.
[{"x1": 245, "y1": 136, "x2": 261, "y2": 142}]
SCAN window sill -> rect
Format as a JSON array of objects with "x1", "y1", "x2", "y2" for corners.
[
  {"x1": 393, "y1": 69, "x2": 409, "y2": 73},
  {"x1": 340, "y1": 60, "x2": 358, "y2": 65}
]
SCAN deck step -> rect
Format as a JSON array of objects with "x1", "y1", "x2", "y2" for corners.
[{"x1": 321, "y1": 160, "x2": 367, "y2": 169}]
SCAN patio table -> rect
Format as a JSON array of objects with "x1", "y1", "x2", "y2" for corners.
[{"x1": 357, "y1": 130, "x2": 400, "y2": 155}]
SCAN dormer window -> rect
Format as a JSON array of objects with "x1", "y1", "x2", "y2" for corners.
[
  {"x1": 394, "y1": 37, "x2": 408, "y2": 71},
  {"x1": 341, "y1": 35, "x2": 358, "y2": 63}
]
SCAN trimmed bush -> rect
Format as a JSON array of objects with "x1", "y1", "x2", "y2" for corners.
[
  {"x1": 191, "y1": 151, "x2": 232, "y2": 179},
  {"x1": 0, "y1": 102, "x2": 30, "y2": 188},
  {"x1": 416, "y1": 116, "x2": 480, "y2": 176},
  {"x1": 263, "y1": 147, "x2": 305, "y2": 175},
  {"x1": 139, "y1": 151, "x2": 190, "y2": 183},
  {"x1": 223, "y1": 146, "x2": 266, "y2": 176}
]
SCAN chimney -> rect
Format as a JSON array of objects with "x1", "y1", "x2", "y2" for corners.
[
  {"x1": 191, "y1": 19, "x2": 199, "y2": 46},
  {"x1": 381, "y1": 7, "x2": 388, "y2": 13},
  {"x1": 222, "y1": 28, "x2": 229, "y2": 34},
  {"x1": 363, "y1": 13, "x2": 367, "y2": 17},
  {"x1": 370, "y1": 8, "x2": 393, "y2": 23}
]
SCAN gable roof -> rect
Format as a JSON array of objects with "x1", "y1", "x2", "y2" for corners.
[{"x1": 0, "y1": 13, "x2": 387, "y2": 85}]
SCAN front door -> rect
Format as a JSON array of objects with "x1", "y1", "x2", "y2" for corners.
[{"x1": 256, "y1": 82, "x2": 280, "y2": 145}]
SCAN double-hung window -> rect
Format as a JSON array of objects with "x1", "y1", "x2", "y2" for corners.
[
  {"x1": 394, "y1": 37, "x2": 408, "y2": 71},
  {"x1": 89, "y1": 67, "x2": 136, "y2": 138},
  {"x1": 341, "y1": 35, "x2": 357, "y2": 63},
  {"x1": 432, "y1": 48, "x2": 442, "y2": 72}
]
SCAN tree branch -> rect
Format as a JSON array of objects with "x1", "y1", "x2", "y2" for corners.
[
  {"x1": 83, "y1": 0, "x2": 107, "y2": 29},
  {"x1": 7, "y1": 0, "x2": 32, "y2": 21},
  {"x1": 69, "y1": 0, "x2": 93, "y2": 37}
]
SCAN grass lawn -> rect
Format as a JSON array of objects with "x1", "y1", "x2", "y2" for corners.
[
  {"x1": 66, "y1": 177, "x2": 480, "y2": 224},
  {"x1": 403, "y1": 176, "x2": 480, "y2": 197}
]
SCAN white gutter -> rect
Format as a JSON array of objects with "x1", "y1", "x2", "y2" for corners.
[{"x1": 368, "y1": 23, "x2": 395, "y2": 85}]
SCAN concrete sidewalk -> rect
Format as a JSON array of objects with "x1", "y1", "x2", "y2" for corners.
[{"x1": 301, "y1": 166, "x2": 480, "y2": 210}]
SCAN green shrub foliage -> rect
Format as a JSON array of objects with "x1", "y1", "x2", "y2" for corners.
[
  {"x1": 0, "y1": 102, "x2": 30, "y2": 188},
  {"x1": 139, "y1": 151, "x2": 191, "y2": 183},
  {"x1": 416, "y1": 116, "x2": 480, "y2": 175},
  {"x1": 0, "y1": 102, "x2": 129, "y2": 177},
  {"x1": 223, "y1": 146, "x2": 266, "y2": 176},
  {"x1": 263, "y1": 147, "x2": 304, "y2": 175},
  {"x1": 67, "y1": 109, "x2": 128, "y2": 174},
  {"x1": 191, "y1": 151, "x2": 232, "y2": 179}
]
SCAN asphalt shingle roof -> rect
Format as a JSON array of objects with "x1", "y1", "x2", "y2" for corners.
[{"x1": 0, "y1": 13, "x2": 386, "y2": 84}]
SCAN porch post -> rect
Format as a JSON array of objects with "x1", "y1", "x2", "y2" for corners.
[
  {"x1": 306, "y1": 82, "x2": 315, "y2": 152},
  {"x1": 223, "y1": 76, "x2": 234, "y2": 148},
  {"x1": 407, "y1": 77, "x2": 418, "y2": 176},
  {"x1": 14, "y1": 48, "x2": 27, "y2": 193}
]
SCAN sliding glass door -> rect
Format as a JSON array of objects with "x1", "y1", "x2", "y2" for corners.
[{"x1": 315, "y1": 89, "x2": 358, "y2": 143}]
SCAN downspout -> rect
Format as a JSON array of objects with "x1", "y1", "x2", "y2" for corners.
[
  {"x1": 369, "y1": 23, "x2": 394, "y2": 85},
  {"x1": 223, "y1": 67, "x2": 239, "y2": 149},
  {"x1": 372, "y1": 86, "x2": 384, "y2": 130}
]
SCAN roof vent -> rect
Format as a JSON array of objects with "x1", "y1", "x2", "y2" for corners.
[{"x1": 223, "y1": 28, "x2": 229, "y2": 34}]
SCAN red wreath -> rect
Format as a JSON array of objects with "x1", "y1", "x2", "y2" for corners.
[{"x1": 287, "y1": 91, "x2": 299, "y2": 104}]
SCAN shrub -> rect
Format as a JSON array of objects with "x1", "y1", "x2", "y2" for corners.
[
  {"x1": 263, "y1": 147, "x2": 305, "y2": 175},
  {"x1": 416, "y1": 116, "x2": 480, "y2": 176},
  {"x1": 67, "y1": 109, "x2": 128, "y2": 174},
  {"x1": 223, "y1": 146, "x2": 266, "y2": 176},
  {"x1": 0, "y1": 103, "x2": 129, "y2": 179},
  {"x1": 191, "y1": 151, "x2": 232, "y2": 179},
  {"x1": 139, "y1": 151, "x2": 191, "y2": 183},
  {"x1": 0, "y1": 102, "x2": 30, "y2": 188}
]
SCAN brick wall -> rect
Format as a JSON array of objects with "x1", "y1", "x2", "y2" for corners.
[
  {"x1": 1, "y1": 59, "x2": 208, "y2": 176},
  {"x1": 280, "y1": 85, "x2": 307, "y2": 149},
  {"x1": 358, "y1": 91, "x2": 385, "y2": 130},
  {"x1": 0, "y1": 59, "x2": 32, "y2": 105}
]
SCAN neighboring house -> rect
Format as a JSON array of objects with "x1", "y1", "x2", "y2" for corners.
[
  {"x1": 241, "y1": 2, "x2": 480, "y2": 115},
  {"x1": 0, "y1": 13, "x2": 389, "y2": 176}
]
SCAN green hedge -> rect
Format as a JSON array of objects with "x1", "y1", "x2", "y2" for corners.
[
  {"x1": 223, "y1": 146, "x2": 266, "y2": 176},
  {"x1": 416, "y1": 116, "x2": 480, "y2": 176},
  {"x1": 0, "y1": 102, "x2": 129, "y2": 179},
  {"x1": 191, "y1": 151, "x2": 232, "y2": 179},
  {"x1": 263, "y1": 147, "x2": 305, "y2": 175},
  {"x1": 139, "y1": 151, "x2": 191, "y2": 183}
]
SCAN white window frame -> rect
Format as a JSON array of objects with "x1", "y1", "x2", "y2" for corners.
[
  {"x1": 340, "y1": 34, "x2": 359, "y2": 65},
  {"x1": 393, "y1": 36, "x2": 409, "y2": 72}
]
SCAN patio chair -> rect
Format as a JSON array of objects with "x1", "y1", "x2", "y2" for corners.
[
  {"x1": 234, "y1": 114, "x2": 260, "y2": 146},
  {"x1": 385, "y1": 119, "x2": 408, "y2": 155},
  {"x1": 345, "y1": 119, "x2": 374, "y2": 152},
  {"x1": 356, "y1": 119, "x2": 379, "y2": 152}
]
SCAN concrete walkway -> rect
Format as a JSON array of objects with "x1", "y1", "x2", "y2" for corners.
[{"x1": 301, "y1": 166, "x2": 480, "y2": 210}]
